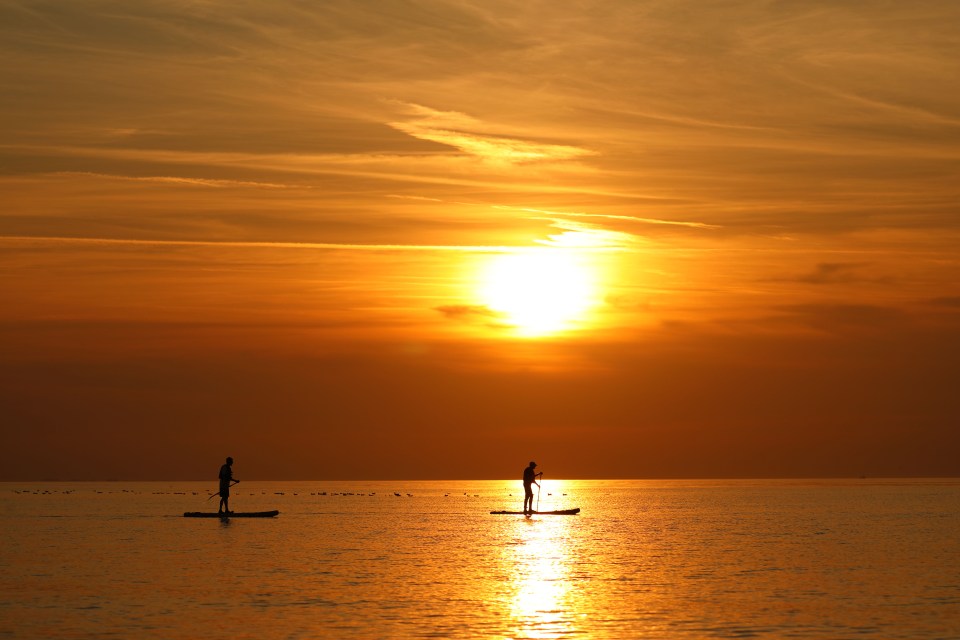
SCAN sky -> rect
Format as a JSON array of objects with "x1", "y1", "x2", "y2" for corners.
[{"x1": 2, "y1": 0, "x2": 959, "y2": 480}]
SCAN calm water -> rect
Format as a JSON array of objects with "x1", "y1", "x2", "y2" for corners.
[{"x1": 1, "y1": 479, "x2": 958, "y2": 639}]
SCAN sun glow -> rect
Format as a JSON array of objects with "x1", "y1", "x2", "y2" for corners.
[{"x1": 479, "y1": 249, "x2": 597, "y2": 337}]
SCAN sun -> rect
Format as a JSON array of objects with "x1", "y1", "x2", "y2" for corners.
[{"x1": 479, "y1": 249, "x2": 597, "y2": 337}]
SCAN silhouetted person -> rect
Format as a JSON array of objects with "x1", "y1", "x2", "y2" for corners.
[
  {"x1": 218, "y1": 457, "x2": 238, "y2": 514},
  {"x1": 523, "y1": 461, "x2": 541, "y2": 515}
]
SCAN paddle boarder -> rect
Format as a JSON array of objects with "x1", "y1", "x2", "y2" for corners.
[
  {"x1": 523, "y1": 461, "x2": 542, "y2": 515},
  {"x1": 218, "y1": 456, "x2": 239, "y2": 514}
]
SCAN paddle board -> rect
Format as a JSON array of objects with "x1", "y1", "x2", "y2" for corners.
[
  {"x1": 490, "y1": 508, "x2": 580, "y2": 515},
  {"x1": 183, "y1": 510, "x2": 279, "y2": 518}
]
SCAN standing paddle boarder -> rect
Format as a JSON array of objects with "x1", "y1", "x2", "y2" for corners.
[
  {"x1": 218, "y1": 456, "x2": 239, "y2": 515},
  {"x1": 523, "y1": 461, "x2": 542, "y2": 515}
]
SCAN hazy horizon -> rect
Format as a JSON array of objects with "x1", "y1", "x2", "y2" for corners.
[{"x1": 5, "y1": 475, "x2": 958, "y2": 484}]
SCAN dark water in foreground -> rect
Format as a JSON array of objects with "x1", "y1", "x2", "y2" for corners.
[{"x1": 1, "y1": 479, "x2": 958, "y2": 639}]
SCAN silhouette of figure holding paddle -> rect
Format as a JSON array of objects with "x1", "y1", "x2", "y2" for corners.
[
  {"x1": 523, "y1": 461, "x2": 542, "y2": 515},
  {"x1": 218, "y1": 457, "x2": 239, "y2": 514}
]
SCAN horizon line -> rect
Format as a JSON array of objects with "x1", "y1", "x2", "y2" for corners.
[{"x1": 3, "y1": 476, "x2": 957, "y2": 483}]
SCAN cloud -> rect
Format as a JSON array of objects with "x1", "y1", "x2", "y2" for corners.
[
  {"x1": 495, "y1": 205, "x2": 720, "y2": 230},
  {"x1": 533, "y1": 219, "x2": 641, "y2": 251},
  {"x1": 549, "y1": 210, "x2": 720, "y2": 230},
  {"x1": 388, "y1": 103, "x2": 595, "y2": 165},
  {"x1": 433, "y1": 304, "x2": 512, "y2": 330},
  {"x1": 787, "y1": 262, "x2": 882, "y2": 285},
  {"x1": 928, "y1": 296, "x2": 960, "y2": 308},
  {"x1": 775, "y1": 303, "x2": 908, "y2": 332},
  {"x1": 1, "y1": 142, "x2": 607, "y2": 195},
  {"x1": 0, "y1": 235, "x2": 512, "y2": 253},
  {"x1": 766, "y1": 261, "x2": 905, "y2": 288},
  {"x1": 434, "y1": 304, "x2": 502, "y2": 319},
  {"x1": 386, "y1": 194, "x2": 444, "y2": 202},
  {"x1": 50, "y1": 171, "x2": 295, "y2": 189},
  {"x1": 604, "y1": 293, "x2": 653, "y2": 312}
]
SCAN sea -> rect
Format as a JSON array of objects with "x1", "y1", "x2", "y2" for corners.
[{"x1": 1, "y1": 479, "x2": 958, "y2": 639}]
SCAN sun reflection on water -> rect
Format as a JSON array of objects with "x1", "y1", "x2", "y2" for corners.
[
  {"x1": 509, "y1": 535, "x2": 572, "y2": 638},
  {"x1": 499, "y1": 484, "x2": 584, "y2": 639}
]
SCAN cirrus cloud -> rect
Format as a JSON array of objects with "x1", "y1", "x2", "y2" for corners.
[{"x1": 389, "y1": 103, "x2": 595, "y2": 165}]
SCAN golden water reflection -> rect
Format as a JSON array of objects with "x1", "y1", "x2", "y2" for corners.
[{"x1": 500, "y1": 486, "x2": 584, "y2": 639}]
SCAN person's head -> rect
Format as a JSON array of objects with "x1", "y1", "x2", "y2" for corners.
[
  {"x1": 529, "y1": 461, "x2": 537, "y2": 468},
  {"x1": 226, "y1": 456, "x2": 233, "y2": 465}
]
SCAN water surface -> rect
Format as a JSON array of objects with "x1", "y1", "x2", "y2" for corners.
[{"x1": 2, "y1": 479, "x2": 958, "y2": 638}]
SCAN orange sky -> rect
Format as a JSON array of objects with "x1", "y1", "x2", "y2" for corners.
[{"x1": 2, "y1": 1, "x2": 959, "y2": 480}]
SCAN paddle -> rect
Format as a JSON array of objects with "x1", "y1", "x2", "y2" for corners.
[
  {"x1": 536, "y1": 471, "x2": 543, "y2": 512},
  {"x1": 205, "y1": 479, "x2": 239, "y2": 501}
]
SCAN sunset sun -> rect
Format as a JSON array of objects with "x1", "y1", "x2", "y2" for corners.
[{"x1": 479, "y1": 249, "x2": 597, "y2": 337}]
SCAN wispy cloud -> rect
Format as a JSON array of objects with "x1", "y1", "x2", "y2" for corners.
[
  {"x1": 1, "y1": 143, "x2": 612, "y2": 195},
  {"x1": 49, "y1": 171, "x2": 295, "y2": 189},
  {"x1": 388, "y1": 103, "x2": 595, "y2": 165},
  {"x1": 433, "y1": 304, "x2": 513, "y2": 331},
  {"x1": 534, "y1": 219, "x2": 642, "y2": 251},
  {"x1": 386, "y1": 194, "x2": 445, "y2": 202},
  {"x1": 434, "y1": 304, "x2": 503, "y2": 319},
  {"x1": 775, "y1": 303, "x2": 909, "y2": 332},
  {"x1": 775, "y1": 262, "x2": 892, "y2": 285},
  {"x1": 495, "y1": 205, "x2": 720, "y2": 230},
  {"x1": 928, "y1": 296, "x2": 960, "y2": 308},
  {"x1": 0, "y1": 235, "x2": 515, "y2": 253}
]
